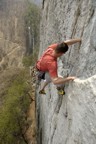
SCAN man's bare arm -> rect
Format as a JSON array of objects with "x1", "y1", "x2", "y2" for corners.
[
  {"x1": 64, "y1": 38, "x2": 81, "y2": 45},
  {"x1": 52, "y1": 76, "x2": 76, "y2": 85}
]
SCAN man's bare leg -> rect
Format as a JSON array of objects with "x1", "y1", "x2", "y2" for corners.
[
  {"x1": 42, "y1": 81, "x2": 50, "y2": 90},
  {"x1": 39, "y1": 81, "x2": 50, "y2": 94}
]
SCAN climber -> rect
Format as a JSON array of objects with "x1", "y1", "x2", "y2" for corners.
[{"x1": 36, "y1": 38, "x2": 81, "y2": 95}]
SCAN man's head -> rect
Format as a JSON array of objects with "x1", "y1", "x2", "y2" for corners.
[{"x1": 54, "y1": 42, "x2": 69, "y2": 57}]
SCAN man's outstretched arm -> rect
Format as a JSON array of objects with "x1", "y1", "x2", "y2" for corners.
[
  {"x1": 52, "y1": 76, "x2": 76, "y2": 85},
  {"x1": 64, "y1": 38, "x2": 81, "y2": 45}
]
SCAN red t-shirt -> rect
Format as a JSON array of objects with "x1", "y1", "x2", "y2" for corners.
[{"x1": 36, "y1": 43, "x2": 58, "y2": 78}]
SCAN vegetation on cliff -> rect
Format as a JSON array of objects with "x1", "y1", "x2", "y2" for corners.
[
  {"x1": 0, "y1": 0, "x2": 41, "y2": 143},
  {"x1": 0, "y1": 69, "x2": 31, "y2": 144},
  {"x1": 0, "y1": 1, "x2": 40, "y2": 144}
]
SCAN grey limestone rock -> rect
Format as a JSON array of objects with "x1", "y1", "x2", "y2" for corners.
[{"x1": 36, "y1": 0, "x2": 96, "y2": 144}]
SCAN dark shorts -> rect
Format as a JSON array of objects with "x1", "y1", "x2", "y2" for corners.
[{"x1": 37, "y1": 70, "x2": 45, "y2": 80}]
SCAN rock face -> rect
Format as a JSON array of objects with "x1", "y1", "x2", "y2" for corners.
[
  {"x1": 36, "y1": 0, "x2": 96, "y2": 144},
  {"x1": 0, "y1": 0, "x2": 27, "y2": 70},
  {"x1": 29, "y1": 0, "x2": 41, "y2": 5}
]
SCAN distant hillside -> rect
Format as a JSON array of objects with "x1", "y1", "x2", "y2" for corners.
[{"x1": 0, "y1": 0, "x2": 28, "y2": 70}]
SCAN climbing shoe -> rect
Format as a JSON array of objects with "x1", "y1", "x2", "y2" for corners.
[
  {"x1": 58, "y1": 89, "x2": 65, "y2": 95},
  {"x1": 57, "y1": 87, "x2": 65, "y2": 95},
  {"x1": 39, "y1": 89, "x2": 46, "y2": 95}
]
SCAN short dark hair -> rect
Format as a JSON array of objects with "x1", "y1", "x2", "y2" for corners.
[{"x1": 55, "y1": 42, "x2": 69, "y2": 53}]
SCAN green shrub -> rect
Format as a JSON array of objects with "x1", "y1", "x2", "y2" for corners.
[{"x1": 0, "y1": 70, "x2": 31, "y2": 144}]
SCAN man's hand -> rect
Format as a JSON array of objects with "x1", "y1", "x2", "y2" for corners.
[{"x1": 67, "y1": 76, "x2": 76, "y2": 81}]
